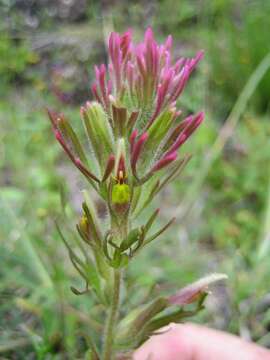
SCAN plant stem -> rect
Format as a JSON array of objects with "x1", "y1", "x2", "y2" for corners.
[{"x1": 102, "y1": 269, "x2": 121, "y2": 360}]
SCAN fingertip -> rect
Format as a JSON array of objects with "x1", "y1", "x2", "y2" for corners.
[{"x1": 133, "y1": 323, "x2": 192, "y2": 360}]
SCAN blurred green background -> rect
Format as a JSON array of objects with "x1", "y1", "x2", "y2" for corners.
[{"x1": 1, "y1": 0, "x2": 270, "y2": 358}]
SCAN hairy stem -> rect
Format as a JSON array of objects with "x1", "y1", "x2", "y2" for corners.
[{"x1": 102, "y1": 269, "x2": 121, "y2": 360}]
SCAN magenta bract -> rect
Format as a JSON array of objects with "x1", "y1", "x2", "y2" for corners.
[
  {"x1": 49, "y1": 27, "x2": 204, "y2": 187},
  {"x1": 93, "y1": 27, "x2": 204, "y2": 126}
]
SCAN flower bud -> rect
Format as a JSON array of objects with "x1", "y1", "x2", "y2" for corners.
[
  {"x1": 112, "y1": 183, "x2": 131, "y2": 205},
  {"x1": 102, "y1": 154, "x2": 115, "y2": 182},
  {"x1": 140, "y1": 108, "x2": 175, "y2": 168},
  {"x1": 131, "y1": 132, "x2": 148, "y2": 175},
  {"x1": 79, "y1": 214, "x2": 90, "y2": 236},
  {"x1": 56, "y1": 115, "x2": 88, "y2": 165},
  {"x1": 112, "y1": 104, "x2": 128, "y2": 138},
  {"x1": 81, "y1": 101, "x2": 114, "y2": 171},
  {"x1": 168, "y1": 273, "x2": 228, "y2": 306},
  {"x1": 151, "y1": 151, "x2": 177, "y2": 173}
]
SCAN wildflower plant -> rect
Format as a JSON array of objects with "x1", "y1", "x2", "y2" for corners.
[{"x1": 47, "y1": 28, "x2": 227, "y2": 359}]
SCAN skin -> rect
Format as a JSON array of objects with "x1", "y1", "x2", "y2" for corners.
[{"x1": 133, "y1": 323, "x2": 270, "y2": 360}]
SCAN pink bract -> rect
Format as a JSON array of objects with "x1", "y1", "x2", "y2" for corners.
[{"x1": 92, "y1": 27, "x2": 204, "y2": 127}]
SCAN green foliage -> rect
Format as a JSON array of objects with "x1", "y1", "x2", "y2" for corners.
[
  {"x1": 204, "y1": 115, "x2": 270, "y2": 253},
  {"x1": 0, "y1": 35, "x2": 37, "y2": 92},
  {"x1": 207, "y1": 0, "x2": 270, "y2": 114}
]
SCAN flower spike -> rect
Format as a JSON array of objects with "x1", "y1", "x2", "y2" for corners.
[
  {"x1": 49, "y1": 28, "x2": 204, "y2": 188},
  {"x1": 46, "y1": 28, "x2": 217, "y2": 357},
  {"x1": 92, "y1": 28, "x2": 204, "y2": 130}
]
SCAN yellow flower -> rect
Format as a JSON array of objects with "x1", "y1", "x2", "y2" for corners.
[{"x1": 112, "y1": 183, "x2": 131, "y2": 204}]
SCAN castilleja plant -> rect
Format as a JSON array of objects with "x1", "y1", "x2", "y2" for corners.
[{"x1": 47, "y1": 28, "x2": 227, "y2": 359}]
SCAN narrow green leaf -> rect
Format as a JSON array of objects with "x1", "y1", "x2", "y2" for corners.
[
  {"x1": 130, "y1": 186, "x2": 142, "y2": 214},
  {"x1": 143, "y1": 209, "x2": 160, "y2": 234},
  {"x1": 144, "y1": 218, "x2": 175, "y2": 246},
  {"x1": 147, "y1": 109, "x2": 175, "y2": 148},
  {"x1": 119, "y1": 297, "x2": 168, "y2": 340},
  {"x1": 55, "y1": 222, "x2": 104, "y2": 301},
  {"x1": 133, "y1": 178, "x2": 160, "y2": 218},
  {"x1": 70, "y1": 285, "x2": 89, "y2": 295},
  {"x1": 120, "y1": 228, "x2": 141, "y2": 251},
  {"x1": 157, "y1": 154, "x2": 191, "y2": 193},
  {"x1": 57, "y1": 116, "x2": 88, "y2": 165}
]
